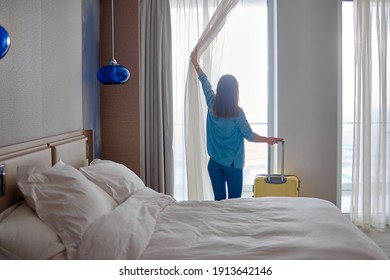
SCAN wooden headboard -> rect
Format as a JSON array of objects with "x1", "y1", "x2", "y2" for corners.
[{"x1": 0, "y1": 130, "x2": 93, "y2": 213}]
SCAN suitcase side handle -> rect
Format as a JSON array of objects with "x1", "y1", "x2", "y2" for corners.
[{"x1": 267, "y1": 140, "x2": 285, "y2": 183}]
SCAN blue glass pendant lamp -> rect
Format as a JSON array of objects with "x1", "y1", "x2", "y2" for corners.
[
  {"x1": 0, "y1": 25, "x2": 11, "y2": 59},
  {"x1": 97, "y1": 0, "x2": 130, "y2": 85}
]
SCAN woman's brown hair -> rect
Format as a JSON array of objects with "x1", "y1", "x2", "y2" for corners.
[{"x1": 212, "y1": 74, "x2": 240, "y2": 118}]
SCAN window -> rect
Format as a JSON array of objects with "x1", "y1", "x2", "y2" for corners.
[
  {"x1": 341, "y1": 0, "x2": 354, "y2": 213},
  {"x1": 171, "y1": 0, "x2": 269, "y2": 200},
  {"x1": 220, "y1": 1, "x2": 268, "y2": 196}
]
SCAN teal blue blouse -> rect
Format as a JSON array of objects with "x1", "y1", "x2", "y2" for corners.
[{"x1": 199, "y1": 74, "x2": 256, "y2": 169}]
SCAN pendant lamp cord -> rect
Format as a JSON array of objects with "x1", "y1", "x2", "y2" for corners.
[{"x1": 111, "y1": 0, "x2": 115, "y2": 62}]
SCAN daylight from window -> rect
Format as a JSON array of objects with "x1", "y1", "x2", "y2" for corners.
[
  {"x1": 341, "y1": 1, "x2": 354, "y2": 213},
  {"x1": 220, "y1": 1, "x2": 268, "y2": 195},
  {"x1": 171, "y1": 0, "x2": 268, "y2": 200}
]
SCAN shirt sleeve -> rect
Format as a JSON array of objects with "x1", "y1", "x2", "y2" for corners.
[
  {"x1": 236, "y1": 108, "x2": 256, "y2": 141},
  {"x1": 198, "y1": 74, "x2": 215, "y2": 108}
]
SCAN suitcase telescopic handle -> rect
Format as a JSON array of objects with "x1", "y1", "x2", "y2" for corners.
[{"x1": 267, "y1": 139, "x2": 285, "y2": 182}]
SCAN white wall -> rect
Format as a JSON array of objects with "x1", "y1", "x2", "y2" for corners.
[
  {"x1": 276, "y1": 0, "x2": 340, "y2": 205},
  {"x1": 0, "y1": 0, "x2": 83, "y2": 146},
  {"x1": 82, "y1": 0, "x2": 101, "y2": 158}
]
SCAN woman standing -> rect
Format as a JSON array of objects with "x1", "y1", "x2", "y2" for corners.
[{"x1": 190, "y1": 48, "x2": 283, "y2": 200}]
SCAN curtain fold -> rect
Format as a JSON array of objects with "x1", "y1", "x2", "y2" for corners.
[
  {"x1": 351, "y1": 0, "x2": 390, "y2": 230},
  {"x1": 184, "y1": 0, "x2": 239, "y2": 200},
  {"x1": 140, "y1": 0, "x2": 174, "y2": 195}
]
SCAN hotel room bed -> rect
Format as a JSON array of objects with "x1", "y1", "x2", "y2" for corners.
[{"x1": 0, "y1": 131, "x2": 387, "y2": 260}]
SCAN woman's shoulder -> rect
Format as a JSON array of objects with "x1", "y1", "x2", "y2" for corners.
[
  {"x1": 237, "y1": 107, "x2": 245, "y2": 117},
  {"x1": 233, "y1": 107, "x2": 249, "y2": 124}
]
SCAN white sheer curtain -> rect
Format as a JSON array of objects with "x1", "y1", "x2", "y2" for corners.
[
  {"x1": 185, "y1": 0, "x2": 240, "y2": 200},
  {"x1": 351, "y1": 0, "x2": 390, "y2": 230},
  {"x1": 171, "y1": 0, "x2": 239, "y2": 200}
]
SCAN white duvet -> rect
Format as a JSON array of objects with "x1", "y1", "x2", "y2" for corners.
[{"x1": 76, "y1": 187, "x2": 387, "y2": 260}]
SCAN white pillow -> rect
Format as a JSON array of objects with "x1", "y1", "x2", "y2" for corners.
[
  {"x1": 17, "y1": 160, "x2": 117, "y2": 259},
  {"x1": 80, "y1": 159, "x2": 146, "y2": 204},
  {"x1": 0, "y1": 202, "x2": 65, "y2": 260}
]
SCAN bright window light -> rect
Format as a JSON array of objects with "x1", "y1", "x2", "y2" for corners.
[{"x1": 171, "y1": 0, "x2": 268, "y2": 200}]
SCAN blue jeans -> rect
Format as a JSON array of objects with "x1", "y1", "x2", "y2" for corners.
[{"x1": 207, "y1": 158, "x2": 243, "y2": 201}]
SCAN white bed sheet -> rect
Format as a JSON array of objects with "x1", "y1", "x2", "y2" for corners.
[{"x1": 76, "y1": 188, "x2": 387, "y2": 260}]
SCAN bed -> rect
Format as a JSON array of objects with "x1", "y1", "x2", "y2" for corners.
[{"x1": 0, "y1": 131, "x2": 387, "y2": 260}]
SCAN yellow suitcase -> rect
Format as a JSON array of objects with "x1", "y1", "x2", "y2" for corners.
[{"x1": 253, "y1": 140, "x2": 300, "y2": 197}]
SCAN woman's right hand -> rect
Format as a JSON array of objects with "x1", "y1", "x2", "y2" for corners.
[
  {"x1": 190, "y1": 47, "x2": 199, "y2": 66},
  {"x1": 190, "y1": 47, "x2": 204, "y2": 76}
]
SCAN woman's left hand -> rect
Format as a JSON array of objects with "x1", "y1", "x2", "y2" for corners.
[{"x1": 267, "y1": 137, "x2": 284, "y2": 145}]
